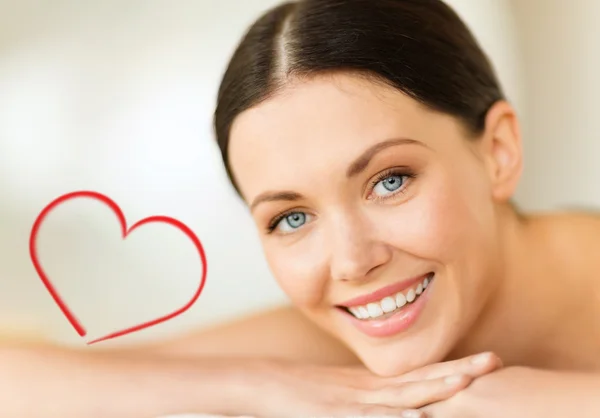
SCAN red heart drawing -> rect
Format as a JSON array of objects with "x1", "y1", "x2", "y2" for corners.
[{"x1": 29, "y1": 190, "x2": 208, "y2": 345}]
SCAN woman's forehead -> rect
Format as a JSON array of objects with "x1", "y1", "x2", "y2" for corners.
[
  {"x1": 227, "y1": 74, "x2": 461, "y2": 200},
  {"x1": 230, "y1": 75, "x2": 435, "y2": 154}
]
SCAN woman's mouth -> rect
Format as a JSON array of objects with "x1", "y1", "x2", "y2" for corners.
[{"x1": 336, "y1": 272, "x2": 435, "y2": 338}]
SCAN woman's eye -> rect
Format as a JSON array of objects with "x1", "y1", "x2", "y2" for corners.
[
  {"x1": 275, "y1": 211, "x2": 311, "y2": 233},
  {"x1": 372, "y1": 174, "x2": 406, "y2": 197}
]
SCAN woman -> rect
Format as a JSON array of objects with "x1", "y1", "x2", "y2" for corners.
[{"x1": 2, "y1": 0, "x2": 600, "y2": 417}]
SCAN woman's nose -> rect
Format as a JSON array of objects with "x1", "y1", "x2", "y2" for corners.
[{"x1": 328, "y1": 214, "x2": 392, "y2": 282}]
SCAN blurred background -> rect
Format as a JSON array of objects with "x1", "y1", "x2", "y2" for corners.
[{"x1": 0, "y1": 0, "x2": 598, "y2": 347}]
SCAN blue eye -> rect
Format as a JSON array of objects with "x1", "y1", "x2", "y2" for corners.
[
  {"x1": 285, "y1": 212, "x2": 306, "y2": 228},
  {"x1": 373, "y1": 174, "x2": 405, "y2": 197},
  {"x1": 270, "y1": 211, "x2": 312, "y2": 234}
]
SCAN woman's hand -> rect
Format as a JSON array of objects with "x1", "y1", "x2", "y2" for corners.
[
  {"x1": 421, "y1": 366, "x2": 544, "y2": 418},
  {"x1": 421, "y1": 366, "x2": 520, "y2": 418},
  {"x1": 249, "y1": 352, "x2": 502, "y2": 418},
  {"x1": 421, "y1": 366, "x2": 600, "y2": 418}
]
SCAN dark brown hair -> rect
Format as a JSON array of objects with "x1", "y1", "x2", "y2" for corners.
[{"x1": 214, "y1": 0, "x2": 505, "y2": 195}]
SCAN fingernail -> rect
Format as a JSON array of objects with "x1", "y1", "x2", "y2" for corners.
[
  {"x1": 402, "y1": 410, "x2": 423, "y2": 418},
  {"x1": 445, "y1": 373, "x2": 465, "y2": 385},
  {"x1": 471, "y1": 352, "x2": 492, "y2": 365}
]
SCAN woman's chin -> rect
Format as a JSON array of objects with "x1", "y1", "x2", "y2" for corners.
[
  {"x1": 353, "y1": 330, "x2": 456, "y2": 377},
  {"x1": 360, "y1": 349, "x2": 436, "y2": 377}
]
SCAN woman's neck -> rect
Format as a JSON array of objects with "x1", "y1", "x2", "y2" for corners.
[{"x1": 448, "y1": 208, "x2": 597, "y2": 370}]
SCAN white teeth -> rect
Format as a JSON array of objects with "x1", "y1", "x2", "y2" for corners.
[
  {"x1": 346, "y1": 275, "x2": 433, "y2": 320},
  {"x1": 367, "y1": 303, "x2": 384, "y2": 318},
  {"x1": 395, "y1": 292, "x2": 407, "y2": 308},
  {"x1": 381, "y1": 297, "x2": 397, "y2": 313},
  {"x1": 349, "y1": 307, "x2": 361, "y2": 318}
]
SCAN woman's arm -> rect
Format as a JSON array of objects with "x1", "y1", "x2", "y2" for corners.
[
  {"x1": 0, "y1": 341, "x2": 257, "y2": 418},
  {"x1": 0, "y1": 306, "x2": 357, "y2": 417},
  {"x1": 0, "y1": 340, "x2": 502, "y2": 418},
  {"x1": 425, "y1": 366, "x2": 600, "y2": 417},
  {"x1": 0, "y1": 306, "x2": 503, "y2": 417}
]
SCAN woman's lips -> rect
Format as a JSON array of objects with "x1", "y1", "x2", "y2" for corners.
[
  {"x1": 337, "y1": 273, "x2": 431, "y2": 308},
  {"x1": 338, "y1": 274, "x2": 434, "y2": 338}
]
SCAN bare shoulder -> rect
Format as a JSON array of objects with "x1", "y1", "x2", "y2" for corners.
[
  {"x1": 555, "y1": 211, "x2": 600, "y2": 248},
  {"x1": 1, "y1": 307, "x2": 361, "y2": 366},
  {"x1": 534, "y1": 210, "x2": 600, "y2": 271},
  {"x1": 145, "y1": 305, "x2": 361, "y2": 366}
]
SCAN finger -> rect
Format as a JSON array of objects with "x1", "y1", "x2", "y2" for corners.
[
  {"x1": 360, "y1": 373, "x2": 473, "y2": 409},
  {"x1": 395, "y1": 352, "x2": 502, "y2": 382}
]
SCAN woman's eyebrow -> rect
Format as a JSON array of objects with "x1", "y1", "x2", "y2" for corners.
[
  {"x1": 346, "y1": 137, "x2": 426, "y2": 178},
  {"x1": 250, "y1": 191, "x2": 303, "y2": 212}
]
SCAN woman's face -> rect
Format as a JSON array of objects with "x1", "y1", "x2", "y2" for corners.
[{"x1": 228, "y1": 73, "x2": 514, "y2": 376}]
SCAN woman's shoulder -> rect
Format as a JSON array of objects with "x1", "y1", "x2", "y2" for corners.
[
  {"x1": 533, "y1": 209, "x2": 600, "y2": 271},
  {"x1": 553, "y1": 209, "x2": 600, "y2": 238},
  {"x1": 143, "y1": 305, "x2": 361, "y2": 366},
  {"x1": 530, "y1": 208, "x2": 600, "y2": 235}
]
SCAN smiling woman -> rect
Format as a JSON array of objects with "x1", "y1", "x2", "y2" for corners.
[
  {"x1": 213, "y1": 0, "x2": 600, "y2": 414},
  {"x1": 2, "y1": 0, "x2": 600, "y2": 417},
  {"x1": 217, "y1": 0, "x2": 516, "y2": 377}
]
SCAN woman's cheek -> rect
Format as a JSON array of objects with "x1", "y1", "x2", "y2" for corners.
[
  {"x1": 264, "y1": 235, "x2": 329, "y2": 308},
  {"x1": 409, "y1": 167, "x2": 491, "y2": 259},
  {"x1": 377, "y1": 184, "x2": 464, "y2": 262}
]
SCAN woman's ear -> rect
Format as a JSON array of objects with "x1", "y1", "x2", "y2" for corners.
[{"x1": 479, "y1": 101, "x2": 523, "y2": 202}]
